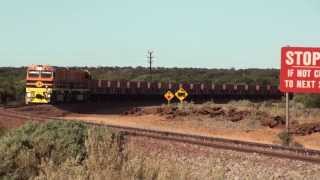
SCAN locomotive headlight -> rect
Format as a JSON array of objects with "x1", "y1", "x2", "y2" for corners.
[
  {"x1": 27, "y1": 92, "x2": 31, "y2": 98},
  {"x1": 47, "y1": 94, "x2": 51, "y2": 98}
]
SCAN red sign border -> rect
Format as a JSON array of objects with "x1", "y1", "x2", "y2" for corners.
[{"x1": 279, "y1": 46, "x2": 320, "y2": 93}]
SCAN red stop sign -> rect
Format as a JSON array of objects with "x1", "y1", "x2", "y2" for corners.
[{"x1": 280, "y1": 47, "x2": 320, "y2": 93}]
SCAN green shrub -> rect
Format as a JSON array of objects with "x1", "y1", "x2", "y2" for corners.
[
  {"x1": 294, "y1": 94, "x2": 320, "y2": 108},
  {"x1": 0, "y1": 121, "x2": 88, "y2": 179},
  {"x1": 0, "y1": 127, "x2": 6, "y2": 137},
  {"x1": 278, "y1": 131, "x2": 292, "y2": 146}
]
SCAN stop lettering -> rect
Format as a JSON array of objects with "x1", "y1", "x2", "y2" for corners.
[{"x1": 285, "y1": 50, "x2": 320, "y2": 66}]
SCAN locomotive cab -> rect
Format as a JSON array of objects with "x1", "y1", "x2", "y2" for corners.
[{"x1": 25, "y1": 65, "x2": 54, "y2": 104}]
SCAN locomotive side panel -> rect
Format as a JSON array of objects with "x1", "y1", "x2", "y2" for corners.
[
  {"x1": 55, "y1": 68, "x2": 89, "y2": 82},
  {"x1": 51, "y1": 68, "x2": 91, "y2": 103}
]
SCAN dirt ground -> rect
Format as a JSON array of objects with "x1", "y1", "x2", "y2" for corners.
[
  {"x1": 63, "y1": 114, "x2": 281, "y2": 142},
  {"x1": 126, "y1": 136, "x2": 320, "y2": 179},
  {"x1": 2, "y1": 101, "x2": 320, "y2": 150}
]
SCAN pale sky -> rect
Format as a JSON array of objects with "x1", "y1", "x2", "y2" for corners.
[{"x1": 1, "y1": 0, "x2": 319, "y2": 68}]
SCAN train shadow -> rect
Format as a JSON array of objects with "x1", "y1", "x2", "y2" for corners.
[
  {"x1": 49, "y1": 95, "x2": 282, "y2": 115},
  {"x1": 52, "y1": 100, "x2": 163, "y2": 115}
]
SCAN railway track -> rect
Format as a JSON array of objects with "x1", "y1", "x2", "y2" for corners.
[
  {"x1": 83, "y1": 123, "x2": 320, "y2": 164},
  {"x1": 0, "y1": 106, "x2": 47, "y2": 122},
  {"x1": 1, "y1": 107, "x2": 320, "y2": 164}
]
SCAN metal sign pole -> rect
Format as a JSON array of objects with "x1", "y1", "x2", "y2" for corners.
[{"x1": 286, "y1": 92, "x2": 289, "y2": 133}]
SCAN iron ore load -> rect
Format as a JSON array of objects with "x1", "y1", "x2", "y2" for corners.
[{"x1": 25, "y1": 65, "x2": 282, "y2": 104}]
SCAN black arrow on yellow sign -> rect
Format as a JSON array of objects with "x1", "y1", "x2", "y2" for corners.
[{"x1": 175, "y1": 87, "x2": 188, "y2": 103}]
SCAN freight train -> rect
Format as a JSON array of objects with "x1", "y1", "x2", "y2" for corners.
[{"x1": 25, "y1": 65, "x2": 283, "y2": 104}]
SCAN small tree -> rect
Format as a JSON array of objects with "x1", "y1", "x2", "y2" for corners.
[{"x1": 0, "y1": 78, "x2": 16, "y2": 105}]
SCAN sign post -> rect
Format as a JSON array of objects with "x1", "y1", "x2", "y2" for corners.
[
  {"x1": 285, "y1": 92, "x2": 289, "y2": 132},
  {"x1": 280, "y1": 46, "x2": 320, "y2": 132}
]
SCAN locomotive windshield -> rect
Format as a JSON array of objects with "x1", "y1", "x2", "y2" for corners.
[
  {"x1": 40, "y1": 71, "x2": 53, "y2": 78},
  {"x1": 28, "y1": 71, "x2": 40, "y2": 78}
]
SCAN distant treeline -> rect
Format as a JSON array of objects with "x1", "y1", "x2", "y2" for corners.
[
  {"x1": 0, "y1": 66, "x2": 280, "y2": 84},
  {"x1": 83, "y1": 66, "x2": 280, "y2": 85}
]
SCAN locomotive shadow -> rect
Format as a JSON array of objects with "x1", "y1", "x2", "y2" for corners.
[{"x1": 52, "y1": 95, "x2": 166, "y2": 115}]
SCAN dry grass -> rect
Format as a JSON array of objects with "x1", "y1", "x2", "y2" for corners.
[
  {"x1": 33, "y1": 126, "x2": 221, "y2": 180},
  {"x1": 192, "y1": 100, "x2": 319, "y2": 125},
  {"x1": 162, "y1": 101, "x2": 266, "y2": 130}
]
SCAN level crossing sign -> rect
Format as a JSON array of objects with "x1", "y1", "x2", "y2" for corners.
[{"x1": 175, "y1": 88, "x2": 188, "y2": 102}]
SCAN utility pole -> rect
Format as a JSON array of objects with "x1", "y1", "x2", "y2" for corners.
[{"x1": 147, "y1": 50, "x2": 154, "y2": 81}]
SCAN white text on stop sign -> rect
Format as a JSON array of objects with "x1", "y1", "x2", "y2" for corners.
[{"x1": 286, "y1": 51, "x2": 320, "y2": 66}]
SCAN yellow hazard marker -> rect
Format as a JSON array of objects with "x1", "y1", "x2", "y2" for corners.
[
  {"x1": 164, "y1": 90, "x2": 175, "y2": 104},
  {"x1": 175, "y1": 87, "x2": 188, "y2": 103}
]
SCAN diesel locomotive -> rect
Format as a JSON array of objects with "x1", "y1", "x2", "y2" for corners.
[{"x1": 25, "y1": 65, "x2": 91, "y2": 104}]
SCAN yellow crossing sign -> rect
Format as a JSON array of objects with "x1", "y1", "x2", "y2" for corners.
[
  {"x1": 175, "y1": 87, "x2": 188, "y2": 102},
  {"x1": 164, "y1": 90, "x2": 175, "y2": 103}
]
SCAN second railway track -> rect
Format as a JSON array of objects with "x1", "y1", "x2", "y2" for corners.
[{"x1": 2, "y1": 107, "x2": 320, "y2": 164}]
